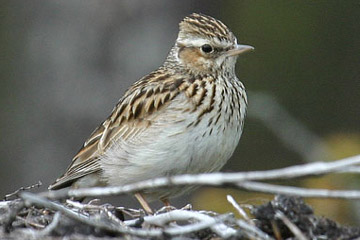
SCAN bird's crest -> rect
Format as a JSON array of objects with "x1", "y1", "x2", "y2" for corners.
[{"x1": 178, "y1": 13, "x2": 235, "y2": 44}]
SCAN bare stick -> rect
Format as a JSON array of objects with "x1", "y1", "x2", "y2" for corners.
[
  {"x1": 20, "y1": 192, "x2": 239, "y2": 238},
  {"x1": 275, "y1": 211, "x2": 307, "y2": 240},
  {"x1": 143, "y1": 210, "x2": 237, "y2": 238},
  {"x1": 237, "y1": 181, "x2": 360, "y2": 199},
  {"x1": 163, "y1": 213, "x2": 235, "y2": 238},
  {"x1": 37, "y1": 212, "x2": 61, "y2": 236},
  {"x1": 227, "y1": 195, "x2": 251, "y2": 221},
  {"x1": 4, "y1": 181, "x2": 42, "y2": 200},
  {"x1": 235, "y1": 219, "x2": 274, "y2": 240},
  {"x1": 20, "y1": 192, "x2": 163, "y2": 237},
  {"x1": 227, "y1": 195, "x2": 273, "y2": 239},
  {"x1": 42, "y1": 155, "x2": 360, "y2": 200}
]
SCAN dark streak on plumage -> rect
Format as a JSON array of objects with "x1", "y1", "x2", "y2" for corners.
[
  {"x1": 118, "y1": 116, "x2": 124, "y2": 126},
  {"x1": 127, "y1": 110, "x2": 133, "y2": 120},
  {"x1": 133, "y1": 101, "x2": 143, "y2": 119},
  {"x1": 193, "y1": 118, "x2": 201, "y2": 127},
  {"x1": 156, "y1": 74, "x2": 171, "y2": 82},
  {"x1": 209, "y1": 128, "x2": 213, "y2": 136},
  {"x1": 114, "y1": 104, "x2": 126, "y2": 121},
  {"x1": 198, "y1": 104, "x2": 214, "y2": 119},
  {"x1": 189, "y1": 83, "x2": 198, "y2": 97},
  {"x1": 207, "y1": 117, "x2": 213, "y2": 127},
  {"x1": 197, "y1": 82, "x2": 216, "y2": 119},
  {"x1": 196, "y1": 88, "x2": 207, "y2": 107},
  {"x1": 223, "y1": 86, "x2": 228, "y2": 95},
  {"x1": 146, "y1": 99, "x2": 155, "y2": 113},
  {"x1": 146, "y1": 89, "x2": 154, "y2": 98},
  {"x1": 171, "y1": 78, "x2": 184, "y2": 90},
  {"x1": 140, "y1": 71, "x2": 156, "y2": 83},
  {"x1": 130, "y1": 89, "x2": 146, "y2": 105},
  {"x1": 188, "y1": 76, "x2": 196, "y2": 84},
  {"x1": 210, "y1": 83, "x2": 216, "y2": 108},
  {"x1": 160, "y1": 87, "x2": 169, "y2": 94},
  {"x1": 163, "y1": 93, "x2": 171, "y2": 103},
  {"x1": 214, "y1": 112, "x2": 221, "y2": 125},
  {"x1": 220, "y1": 89, "x2": 225, "y2": 109},
  {"x1": 154, "y1": 87, "x2": 160, "y2": 94}
]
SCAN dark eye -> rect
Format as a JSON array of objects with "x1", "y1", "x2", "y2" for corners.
[{"x1": 201, "y1": 44, "x2": 213, "y2": 53}]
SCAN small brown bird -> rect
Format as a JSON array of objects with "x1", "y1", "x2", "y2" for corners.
[{"x1": 49, "y1": 13, "x2": 253, "y2": 214}]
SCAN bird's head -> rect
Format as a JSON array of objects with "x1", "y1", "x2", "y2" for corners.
[{"x1": 166, "y1": 13, "x2": 254, "y2": 75}]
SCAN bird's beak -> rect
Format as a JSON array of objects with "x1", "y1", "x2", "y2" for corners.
[{"x1": 225, "y1": 44, "x2": 254, "y2": 57}]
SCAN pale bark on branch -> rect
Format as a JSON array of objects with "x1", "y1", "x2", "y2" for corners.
[{"x1": 41, "y1": 154, "x2": 360, "y2": 200}]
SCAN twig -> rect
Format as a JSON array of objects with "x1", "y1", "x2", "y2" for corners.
[
  {"x1": 37, "y1": 211, "x2": 61, "y2": 236},
  {"x1": 17, "y1": 215, "x2": 45, "y2": 229},
  {"x1": 20, "y1": 192, "x2": 239, "y2": 238},
  {"x1": 163, "y1": 213, "x2": 235, "y2": 238},
  {"x1": 227, "y1": 195, "x2": 251, "y2": 221},
  {"x1": 117, "y1": 206, "x2": 143, "y2": 219},
  {"x1": 4, "y1": 200, "x2": 25, "y2": 232},
  {"x1": 235, "y1": 219, "x2": 274, "y2": 240},
  {"x1": 103, "y1": 207, "x2": 126, "y2": 227},
  {"x1": 4, "y1": 181, "x2": 42, "y2": 200},
  {"x1": 275, "y1": 211, "x2": 307, "y2": 240},
  {"x1": 41, "y1": 155, "x2": 360, "y2": 200},
  {"x1": 226, "y1": 195, "x2": 272, "y2": 239},
  {"x1": 20, "y1": 192, "x2": 162, "y2": 237},
  {"x1": 237, "y1": 181, "x2": 360, "y2": 199},
  {"x1": 143, "y1": 210, "x2": 237, "y2": 238}
]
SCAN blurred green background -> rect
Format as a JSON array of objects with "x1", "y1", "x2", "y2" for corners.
[{"x1": 1, "y1": 1, "x2": 359, "y2": 224}]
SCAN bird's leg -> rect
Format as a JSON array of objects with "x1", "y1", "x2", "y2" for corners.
[
  {"x1": 161, "y1": 198, "x2": 171, "y2": 207},
  {"x1": 134, "y1": 193, "x2": 153, "y2": 215},
  {"x1": 161, "y1": 198, "x2": 173, "y2": 212}
]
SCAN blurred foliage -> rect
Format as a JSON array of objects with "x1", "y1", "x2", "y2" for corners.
[
  {"x1": 304, "y1": 132, "x2": 360, "y2": 224},
  {"x1": 326, "y1": 133, "x2": 360, "y2": 160}
]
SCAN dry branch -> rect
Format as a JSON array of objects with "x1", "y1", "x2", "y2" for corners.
[
  {"x1": 20, "y1": 192, "x2": 243, "y2": 238},
  {"x1": 41, "y1": 154, "x2": 360, "y2": 200},
  {"x1": 2, "y1": 154, "x2": 360, "y2": 239}
]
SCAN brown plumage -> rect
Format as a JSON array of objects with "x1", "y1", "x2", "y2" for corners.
[{"x1": 49, "y1": 13, "x2": 253, "y2": 214}]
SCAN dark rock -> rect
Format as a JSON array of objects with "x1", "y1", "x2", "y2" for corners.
[{"x1": 252, "y1": 195, "x2": 360, "y2": 240}]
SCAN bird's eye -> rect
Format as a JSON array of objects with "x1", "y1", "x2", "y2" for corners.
[{"x1": 201, "y1": 44, "x2": 213, "y2": 53}]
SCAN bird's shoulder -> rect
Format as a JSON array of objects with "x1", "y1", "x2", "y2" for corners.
[
  {"x1": 49, "y1": 68, "x2": 216, "y2": 189},
  {"x1": 70, "y1": 68, "x2": 214, "y2": 167}
]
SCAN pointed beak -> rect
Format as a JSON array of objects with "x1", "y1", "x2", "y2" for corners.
[{"x1": 225, "y1": 44, "x2": 254, "y2": 57}]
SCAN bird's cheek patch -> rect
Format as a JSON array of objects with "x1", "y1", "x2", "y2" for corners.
[{"x1": 178, "y1": 47, "x2": 210, "y2": 72}]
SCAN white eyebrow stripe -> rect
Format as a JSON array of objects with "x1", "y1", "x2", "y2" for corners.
[
  {"x1": 177, "y1": 38, "x2": 209, "y2": 47},
  {"x1": 177, "y1": 37, "x2": 230, "y2": 48}
]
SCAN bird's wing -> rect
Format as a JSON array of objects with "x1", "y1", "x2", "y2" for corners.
[{"x1": 48, "y1": 69, "x2": 204, "y2": 190}]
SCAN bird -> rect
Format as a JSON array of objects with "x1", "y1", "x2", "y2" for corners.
[{"x1": 49, "y1": 13, "x2": 254, "y2": 214}]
